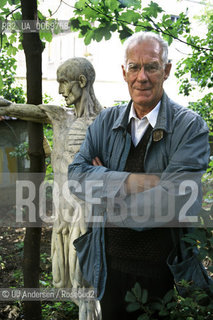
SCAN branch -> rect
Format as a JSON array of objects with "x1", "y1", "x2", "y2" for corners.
[
  {"x1": 84, "y1": 1, "x2": 213, "y2": 52},
  {"x1": 61, "y1": 0, "x2": 75, "y2": 10},
  {"x1": 6, "y1": 5, "x2": 21, "y2": 19},
  {"x1": 47, "y1": 0, "x2": 76, "y2": 18},
  {"x1": 48, "y1": 0, "x2": 63, "y2": 18},
  {"x1": 147, "y1": 16, "x2": 212, "y2": 53},
  {"x1": 85, "y1": 1, "x2": 143, "y2": 28}
]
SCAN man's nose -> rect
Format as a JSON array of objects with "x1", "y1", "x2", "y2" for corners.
[{"x1": 137, "y1": 66, "x2": 148, "y2": 81}]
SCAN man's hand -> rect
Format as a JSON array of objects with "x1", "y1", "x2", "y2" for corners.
[
  {"x1": 92, "y1": 156, "x2": 160, "y2": 194},
  {"x1": 92, "y1": 156, "x2": 103, "y2": 166},
  {"x1": 125, "y1": 173, "x2": 160, "y2": 194}
]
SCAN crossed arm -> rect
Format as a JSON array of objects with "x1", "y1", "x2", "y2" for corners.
[{"x1": 92, "y1": 156, "x2": 160, "y2": 194}]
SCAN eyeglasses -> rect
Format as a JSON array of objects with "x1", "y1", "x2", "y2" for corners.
[{"x1": 126, "y1": 62, "x2": 163, "y2": 75}]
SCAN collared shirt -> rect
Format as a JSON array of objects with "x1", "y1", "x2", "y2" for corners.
[{"x1": 128, "y1": 101, "x2": 161, "y2": 146}]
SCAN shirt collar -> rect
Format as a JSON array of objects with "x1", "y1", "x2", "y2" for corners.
[{"x1": 128, "y1": 101, "x2": 161, "y2": 128}]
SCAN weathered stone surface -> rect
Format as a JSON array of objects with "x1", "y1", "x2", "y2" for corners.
[{"x1": 0, "y1": 57, "x2": 103, "y2": 319}]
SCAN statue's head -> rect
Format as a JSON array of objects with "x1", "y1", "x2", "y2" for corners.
[{"x1": 57, "y1": 57, "x2": 101, "y2": 117}]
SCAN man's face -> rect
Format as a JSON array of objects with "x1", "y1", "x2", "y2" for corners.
[
  {"x1": 122, "y1": 39, "x2": 171, "y2": 116},
  {"x1": 57, "y1": 77, "x2": 82, "y2": 106}
]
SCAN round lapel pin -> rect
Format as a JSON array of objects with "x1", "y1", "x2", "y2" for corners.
[{"x1": 153, "y1": 130, "x2": 164, "y2": 142}]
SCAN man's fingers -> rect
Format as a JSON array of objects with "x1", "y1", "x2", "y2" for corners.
[
  {"x1": 92, "y1": 157, "x2": 103, "y2": 166},
  {"x1": 92, "y1": 158, "x2": 98, "y2": 166}
]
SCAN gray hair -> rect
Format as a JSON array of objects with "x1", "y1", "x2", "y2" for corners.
[{"x1": 123, "y1": 31, "x2": 169, "y2": 65}]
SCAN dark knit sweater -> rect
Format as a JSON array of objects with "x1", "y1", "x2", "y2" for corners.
[{"x1": 105, "y1": 123, "x2": 173, "y2": 277}]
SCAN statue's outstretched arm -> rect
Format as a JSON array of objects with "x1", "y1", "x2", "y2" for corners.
[
  {"x1": 0, "y1": 98, "x2": 50, "y2": 124},
  {"x1": 38, "y1": 104, "x2": 75, "y2": 122}
]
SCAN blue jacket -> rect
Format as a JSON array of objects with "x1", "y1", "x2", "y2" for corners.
[{"x1": 68, "y1": 92, "x2": 210, "y2": 299}]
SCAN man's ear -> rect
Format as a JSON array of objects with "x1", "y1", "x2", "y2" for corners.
[
  {"x1": 79, "y1": 75, "x2": 87, "y2": 88},
  {"x1": 164, "y1": 63, "x2": 172, "y2": 80},
  {"x1": 122, "y1": 65, "x2": 127, "y2": 82}
]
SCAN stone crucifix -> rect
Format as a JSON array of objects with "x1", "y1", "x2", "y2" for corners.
[{"x1": 0, "y1": 57, "x2": 103, "y2": 320}]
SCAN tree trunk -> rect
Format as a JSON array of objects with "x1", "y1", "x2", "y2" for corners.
[{"x1": 20, "y1": 0, "x2": 45, "y2": 319}]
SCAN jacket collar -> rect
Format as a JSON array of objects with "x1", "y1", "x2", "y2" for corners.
[
  {"x1": 112, "y1": 100, "x2": 132, "y2": 130},
  {"x1": 112, "y1": 91, "x2": 172, "y2": 134},
  {"x1": 154, "y1": 91, "x2": 172, "y2": 133}
]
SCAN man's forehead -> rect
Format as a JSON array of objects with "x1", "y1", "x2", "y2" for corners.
[{"x1": 127, "y1": 39, "x2": 162, "y2": 60}]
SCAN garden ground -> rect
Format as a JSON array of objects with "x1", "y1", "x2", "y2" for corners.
[{"x1": 0, "y1": 204, "x2": 78, "y2": 320}]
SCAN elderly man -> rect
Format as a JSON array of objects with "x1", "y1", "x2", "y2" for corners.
[{"x1": 68, "y1": 32, "x2": 210, "y2": 319}]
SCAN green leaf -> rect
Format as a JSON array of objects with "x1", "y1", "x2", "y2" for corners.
[
  {"x1": 150, "y1": 302, "x2": 163, "y2": 311},
  {"x1": 8, "y1": 33, "x2": 17, "y2": 44},
  {"x1": 167, "y1": 301, "x2": 177, "y2": 309},
  {"x1": 12, "y1": 11, "x2": 22, "y2": 20},
  {"x1": 141, "y1": 288, "x2": 148, "y2": 304},
  {"x1": 39, "y1": 30, "x2": 53, "y2": 42},
  {"x1": 126, "y1": 302, "x2": 140, "y2": 312},
  {"x1": 120, "y1": 11, "x2": 141, "y2": 24},
  {"x1": 162, "y1": 34, "x2": 173, "y2": 46},
  {"x1": 75, "y1": 0, "x2": 86, "y2": 9},
  {"x1": 104, "y1": 31, "x2": 111, "y2": 40},
  {"x1": 84, "y1": 30, "x2": 94, "y2": 45},
  {"x1": 8, "y1": 0, "x2": 20, "y2": 4},
  {"x1": 163, "y1": 289, "x2": 174, "y2": 304},
  {"x1": 118, "y1": 26, "x2": 133, "y2": 40},
  {"x1": 110, "y1": 24, "x2": 117, "y2": 32},
  {"x1": 52, "y1": 21, "x2": 62, "y2": 35},
  {"x1": 119, "y1": 0, "x2": 141, "y2": 9},
  {"x1": 1, "y1": 0, "x2": 8, "y2": 6},
  {"x1": 137, "y1": 314, "x2": 149, "y2": 320},
  {"x1": 94, "y1": 29, "x2": 104, "y2": 42},
  {"x1": 143, "y1": 1, "x2": 164, "y2": 19},
  {"x1": 83, "y1": 7, "x2": 98, "y2": 20},
  {"x1": 79, "y1": 22, "x2": 92, "y2": 36},
  {"x1": 7, "y1": 45, "x2": 18, "y2": 56},
  {"x1": 125, "y1": 290, "x2": 136, "y2": 303},
  {"x1": 70, "y1": 18, "x2": 81, "y2": 30},
  {"x1": 196, "y1": 292, "x2": 208, "y2": 302},
  {"x1": 18, "y1": 42, "x2": 23, "y2": 50},
  {"x1": 105, "y1": 0, "x2": 119, "y2": 11},
  {"x1": 159, "y1": 308, "x2": 169, "y2": 316},
  {"x1": 91, "y1": 0, "x2": 99, "y2": 5},
  {"x1": 93, "y1": 26, "x2": 111, "y2": 42},
  {"x1": 135, "y1": 25, "x2": 147, "y2": 33},
  {"x1": 0, "y1": 76, "x2": 3, "y2": 90},
  {"x1": 38, "y1": 10, "x2": 46, "y2": 21},
  {"x1": 132, "y1": 282, "x2": 142, "y2": 300}
]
